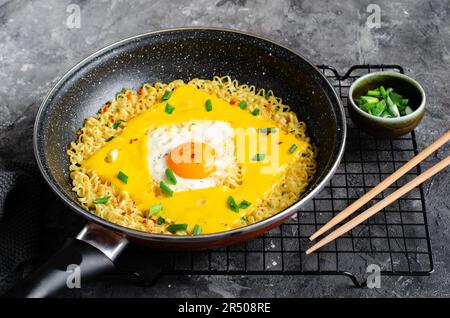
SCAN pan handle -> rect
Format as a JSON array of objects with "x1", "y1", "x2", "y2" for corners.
[{"x1": 6, "y1": 223, "x2": 128, "y2": 298}]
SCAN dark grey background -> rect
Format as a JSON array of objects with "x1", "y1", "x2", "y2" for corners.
[{"x1": 0, "y1": 0, "x2": 449, "y2": 297}]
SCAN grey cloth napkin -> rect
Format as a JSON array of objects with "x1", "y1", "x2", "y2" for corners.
[{"x1": 0, "y1": 159, "x2": 43, "y2": 294}]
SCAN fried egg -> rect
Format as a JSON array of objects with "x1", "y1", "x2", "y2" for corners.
[{"x1": 147, "y1": 120, "x2": 236, "y2": 192}]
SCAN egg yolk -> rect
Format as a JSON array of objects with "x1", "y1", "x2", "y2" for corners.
[{"x1": 167, "y1": 142, "x2": 216, "y2": 179}]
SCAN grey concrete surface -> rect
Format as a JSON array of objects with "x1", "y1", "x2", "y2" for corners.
[{"x1": 0, "y1": 0, "x2": 449, "y2": 297}]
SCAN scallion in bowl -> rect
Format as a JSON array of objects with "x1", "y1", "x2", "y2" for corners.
[{"x1": 356, "y1": 86, "x2": 413, "y2": 118}]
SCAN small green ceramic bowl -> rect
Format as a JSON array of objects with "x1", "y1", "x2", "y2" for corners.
[{"x1": 348, "y1": 71, "x2": 426, "y2": 138}]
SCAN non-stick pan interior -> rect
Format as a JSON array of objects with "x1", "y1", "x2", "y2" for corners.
[{"x1": 35, "y1": 29, "x2": 345, "y2": 224}]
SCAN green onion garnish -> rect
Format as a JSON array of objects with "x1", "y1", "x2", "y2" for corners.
[
  {"x1": 160, "y1": 181, "x2": 174, "y2": 197},
  {"x1": 113, "y1": 120, "x2": 123, "y2": 129},
  {"x1": 360, "y1": 96, "x2": 379, "y2": 104},
  {"x1": 105, "y1": 136, "x2": 116, "y2": 142},
  {"x1": 165, "y1": 168, "x2": 177, "y2": 185},
  {"x1": 93, "y1": 197, "x2": 110, "y2": 204},
  {"x1": 161, "y1": 91, "x2": 172, "y2": 101},
  {"x1": 380, "y1": 86, "x2": 387, "y2": 99},
  {"x1": 165, "y1": 103, "x2": 175, "y2": 114},
  {"x1": 252, "y1": 153, "x2": 266, "y2": 161},
  {"x1": 205, "y1": 99, "x2": 213, "y2": 112},
  {"x1": 147, "y1": 203, "x2": 163, "y2": 217},
  {"x1": 259, "y1": 128, "x2": 277, "y2": 134},
  {"x1": 241, "y1": 216, "x2": 247, "y2": 222},
  {"x1": 356, "y1": 86, "x2": 412, "y2": 117},
  {"x1": 289, "y1": 144, "x2": 298, "y2": 154},
  {"x1": 251, "y1": 108, "x2": 260, "y2": 116},
  {"x1": 192, "y1": 224, "x2": 202, "y2": 236},
  {"x1": 405, "y1": 106, "x2": 413, "y2": 115},
  {"x1": 157, "y1": 216, "x2": 165, "y2": 225},
  {"x1": 367, "y1": 89, "x2": 381, "y2": 97},
  {"x1": 227, "y1": 196, "x2": 239, "y2": 213},
  {"x1": 167, "y1": 224, "x2": 188, "y2": 233},
  {"x1": 117, "y1": 171, "x2": 128, "y2": 184},
  {"x1": 370, "y1": 100, "x2": 386, "y2": 117},
  {"x1": 106, "y1": 148, "x2": 119, "y2": 163},
  {"x1": 238, "y1": 200, "x2": 251, "y2": 209},
  {"x1": 227, "y1": 196, "x2": 251, "y2": 213},
  {"x1": 386, "y1": 95, "x2": 400, "y2": 117},
  {"x1": 239, "y1": 100, "x2": 247, "y2": 110}
]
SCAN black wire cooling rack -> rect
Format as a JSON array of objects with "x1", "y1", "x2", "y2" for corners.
[{"x1": 115, "y1": 65, "x2": 433, "y2": 287}]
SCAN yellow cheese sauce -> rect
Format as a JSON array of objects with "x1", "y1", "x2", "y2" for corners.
[{"x1": 83, "y1": 84, "x2": 307, "y2": 233}]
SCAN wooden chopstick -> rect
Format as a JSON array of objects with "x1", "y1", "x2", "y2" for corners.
[
  {"x1": 309, "y1": 130, "x2": 450, "y2": 241},
  {"x1": 306, "y1": 154, "x2": 450, "y2": 255}
]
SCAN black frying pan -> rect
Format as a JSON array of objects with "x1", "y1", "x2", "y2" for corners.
[{"x1": 8, "y1": 28, "x2": 346, "y2": 297}]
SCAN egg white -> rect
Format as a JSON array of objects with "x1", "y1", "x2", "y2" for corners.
[{"x1": 147, "y1": 120, "x2": 235, "y2": 192}]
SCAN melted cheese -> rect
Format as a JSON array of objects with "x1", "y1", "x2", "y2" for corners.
[{"x1": 83, "y1": 84, "x2": 308, "y2": 233}]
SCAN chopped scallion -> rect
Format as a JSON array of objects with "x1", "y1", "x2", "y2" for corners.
[
  {"x1": 360, "y1": 96, "x2": 379, "y2": 105},
  {"x1": 160, "y1": 181, "x2": 174, "y2": 197},
  {"x1": 93, "y1": 197, "x2": 110, "y2": 204},
  {"x1": 380, "y1": 86, "x2": 387, "y2": 99},
  {"x1": 147, "y1": 203, "x2": 163, "y2": 217},
  {"x1": 227, "y1": 196, "x2": 239, "y2": 213},
  {"x1": 165, "y1": 103, "x2": 175, "y2": 114},
  {"x1": 227, "y1": 196, "x2": 251, "y2": 213},
  {"x1": 381, "y1": 111, "x2": 392, "y2": 118},
  {"x1": 113, "y1": 120, "x2": 123, "y2": 129},
  {"x1": 367, "y1": 89, "x2": 381, "y2": 97},
  {"x1": 192, "y1": 224, "x2": 202, "y2": 236},
  {"x1": 117, "y1": 171, "x2": 128, "y2": 184},
  {"x1": 405, "y1": 106, "x2": 413, "y2": 115},
  {"x1": 251, "y1": 108, "x2": 260, "y2": 116},
  {"x1": 165, "y1": 168, "x2": 177, "y2": 185},
  {"x1": 161, "y1": 91, "x2": 172, "y2": 101},
  {"x1": 105, "y1": 136, "x2": 116, "y2": 142},
  {"x1": 238, "y1": 200, "x2": 251, "y2": 209},
  {"x1": 370, "y1": 100, "x2": 386, "y2": 117},
  {"x1": 356, "y1": 86, "x2": 412, "y2": 117},
  {"x1": 289, "y1": 144, "x2": 298, "y2": 154},
  {"x1": 205, "y1": 99, "x2": 213, "y2": 112},
  {"x1": 157, "y1": 216, "x2": 165, "y2": 225},
  {"x1": 167, "y1": 223, "x2": 188, "y2": 233},
  {"x1": 239, "y1": 100, "x2": 247, "y2": 109},
  {"x1": 386, "y1": 95, "x2": 400, "y2": 117}
]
